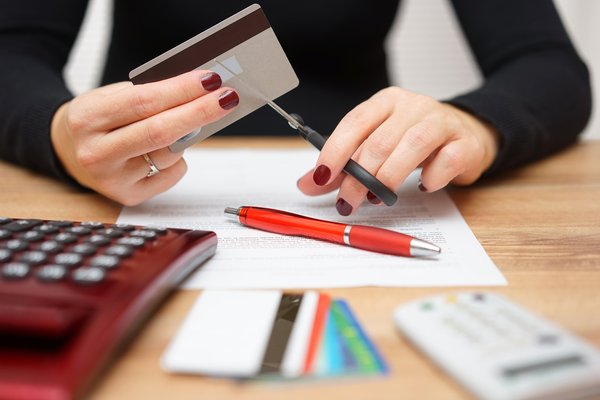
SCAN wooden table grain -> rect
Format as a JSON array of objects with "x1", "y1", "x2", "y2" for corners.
[{"x1": 2, "y1": 137, "x2": 599, "y2": 400}]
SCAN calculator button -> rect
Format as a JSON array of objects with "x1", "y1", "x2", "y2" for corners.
[
  {"x1": 2, "y1": 262, "x2": 30, "y2": 279},
  {"x1": 116, "y1": 237, "x2": 145, "y2": 248},
  {"x1": 0, "y1": 249, "x2": 12, "y2": 262},
  {"x1": 18, "y1": 251, "x2": 48, "y2": 265},
  {"x1": 86, "y1": 235, "x2": 111, "y2": 246},
  {"x1": 89, "y1": 255, "x2": 120, "y2": 269},
  {"x1": 445, "y1": 295, "x2": 458, "y2": 304},
  {"x1": 114, "y1": 223, "x2": 135, "y2": 231},
  {"x1": 18, "y1": 230, "x2": 45, "y2": 242},
  {"x1": 71, "y1": 244, "x2": 98, "y2": 256},
  {"x1": 35, "y1": 224, "x2": 60, "y2": 234},
  {"x1": 0, "y1": 229, "x2": 11, "y2": 240},
  {"x1": 72, "y1": 267, "x2": 106, "y2": 285},
  {"x1": 37, "y1": 265, "x2": 68, "y2": 282},
  {"x1": 54, "y1": 233, "x2": 78, "y2": 244},
  {"x1": 104, "y1": 245, "x2": 133, "y2": 258},
  {"x1": 98, "y1": 228, "x2": 124, "y2": 238},
  {"x1": 54, "y1": 253, "x2": 83, "y2": 268},
  {"x1": 473, "y1": 293, "x2": 486, "y2": 302},
  {"x1": 147, "y1": 226, "x2": 168, "y2": 235},
  {"x1": 79, "y1": 221, "x2": 105, "y2": 229},
  {"x1": 3, "y1": 239, "x2": 29, "y2": 251},
  {"x1": 38, "y1": 240, "x2": 64, "y2": 254},
  {"x1": 0, "y1": 217, "x2": 12, "y2": 225},
  {"x1": 538, "y1": 333, "x2": 559, "y2": 345},
  {"x1": 48, "y1": 220, "x2": 73, "y2": 227},
  {"x1": 66, "y1": 226, "x2": 92, "y2": 236},
  {"x1": 130, "y1": 230, "x2": 158, "y2": 240},
  {"x1": 3, "y1": 219, "x2": 42, "y2": 232}
]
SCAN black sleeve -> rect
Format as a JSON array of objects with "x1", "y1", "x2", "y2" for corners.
[
  {"x1": 0, "y1": 1, "x2": 88, "y2": 184},
  {"x1": 446, "y1": 0, "x2": 592, "y2": 175}
]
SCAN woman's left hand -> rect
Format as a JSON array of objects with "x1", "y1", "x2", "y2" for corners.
[{"x1": 296, "y1": 87, "x2": 500, "y2": 215}]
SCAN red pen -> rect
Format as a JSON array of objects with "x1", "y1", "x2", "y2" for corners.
[{"x1": 224, "y1": 206, "x2": 440, "y2": 258}]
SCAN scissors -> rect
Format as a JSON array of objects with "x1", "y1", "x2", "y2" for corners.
[
  {"x1": 217, "y1": 60, "x2": 398, "y2": 206},
  {"x1": 266, "y1": 100, "x2": 398, "y2": 206}
]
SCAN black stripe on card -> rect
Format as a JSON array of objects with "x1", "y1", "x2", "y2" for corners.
[
  {"x1": 130, "y1": 7, "x2": 270, "y2": 84},
  {"x1": 259, "y1": 294, "x2": 303, "y2": 374}
]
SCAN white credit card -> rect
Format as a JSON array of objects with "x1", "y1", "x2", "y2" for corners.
[
  {"x1": 161, "y1": 290, "x2": 319, "y2": 377},
  {"x1": 129, "y1": 4, "x2": 299, "y2": 152}
]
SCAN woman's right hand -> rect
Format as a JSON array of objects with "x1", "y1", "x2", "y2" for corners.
[{"x1": 50, "y1": 70, "x2": 239, "y2": 205}]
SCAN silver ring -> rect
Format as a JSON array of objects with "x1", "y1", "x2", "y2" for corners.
[{"x1": 143, "y1": 153, "x2": 160, "y2": 177}]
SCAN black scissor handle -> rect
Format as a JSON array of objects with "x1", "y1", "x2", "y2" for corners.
[{"x1": 291, "y1": 116, "x2": 398, "y2": 207}]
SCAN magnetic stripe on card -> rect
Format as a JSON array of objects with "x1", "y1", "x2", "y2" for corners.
[{"x1": 259, "y1": 293, "x2": 303, "y2": 374}]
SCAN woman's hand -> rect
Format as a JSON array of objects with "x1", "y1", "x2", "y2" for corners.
[
  {"x1": 51, "y1": 70, "x2": 239, "y2": 205},
  {"x1": 297, "y1": 87, "x2": 500, "y2": 215}
]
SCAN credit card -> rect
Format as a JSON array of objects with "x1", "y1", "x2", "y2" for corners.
[
  {"x1": 316, "y1": 312, "x2": 344, "y2": 375},
  {"x1": 161, "y1": 290, "x2": 282, "y2": 377},
  {"x1": 162, "y1": 290, "x2": 318, "y2": 378},
  {"x1": 129, "y1": 4, "x2": 299, "y2": 152},
  {"x1": 303, "y1": 293, "x2": 331, "y2": 374},
  {"x1": 279, "y1": 291, "x2": 320, "y2": 377},
  {"x1": 330, "y1": 300, "x2": 388, "y2": 375}
]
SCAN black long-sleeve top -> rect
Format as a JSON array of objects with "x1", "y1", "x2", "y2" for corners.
[{"x1": 0, "y1": 0, "x2": 592, "y2": 185}]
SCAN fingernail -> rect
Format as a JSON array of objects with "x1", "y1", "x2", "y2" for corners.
[
  {"x1": 366, "y1": 191, "x2": 381, "y2": 205},
  {"x1": 313, "y1": 165, "x2": 331, "y2": 186},
  {"x1": 336, "y1": 198, "x2": 353, "y2": 216},
  {"x1": 418, "y1": 181, "x2": 428, "y2": 192},
  {"x1": 218, "y1": 89, "x2": 239, "y2": 110},
  {"x1": 201, "y1": 72, "x2": 222, "y2": 91}
]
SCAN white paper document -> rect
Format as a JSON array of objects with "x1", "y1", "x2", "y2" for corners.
[{"x1": 118, "y1": 148, "x2": 506, "y2": 288}]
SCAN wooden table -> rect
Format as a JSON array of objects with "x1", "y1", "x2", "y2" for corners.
[{"x1": 2, "y1": 137, "x2": 599, "y2": 400}]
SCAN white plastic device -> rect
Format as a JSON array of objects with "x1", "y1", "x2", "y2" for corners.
[{"x1": 394, "y1": 292, "x2": 600, "y2": 400}]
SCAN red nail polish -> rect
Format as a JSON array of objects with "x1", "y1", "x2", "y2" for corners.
[
  {"x1": 201, "y1": 72, "x2": 222, "y2": 91},
  {"x1": 366, "y1": 191, "x2": 381, "y2": 205},
  {"x1": 313, "y1": 165, "x2": 331, "y2": 186},
  {"x1": 336, "y1": 198, "x2": 353, "y2": 216},
  {"x1": 218, "y1": 90, "x2": 239, "y2": 110}
]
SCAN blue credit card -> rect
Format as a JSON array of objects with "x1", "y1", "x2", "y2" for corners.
[
  {"x1": 316, "y1": 312, "x2": 344, "y2": 375},
  {"x1": 315, "y1": 299, "x2": 387, "y2": 377},
  {"x1": 334, "y1": 300, "x2": 388, "y2": 375}
]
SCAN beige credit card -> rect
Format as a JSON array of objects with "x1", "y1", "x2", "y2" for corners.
[{"x1": 129, "y1": 4, "x2": 299, "y2": 152}]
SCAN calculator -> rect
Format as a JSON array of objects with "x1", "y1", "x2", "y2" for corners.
[
  {"x1": 0, "y1": 217, "x2": 217, "y2": 400},
  {"x1": 394, "y1": 292, "x2": 600, "y2": 400}
]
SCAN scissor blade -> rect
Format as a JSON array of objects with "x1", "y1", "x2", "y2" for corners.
[{"x1": 213, "y1": 59, "x2": 302, "y2": 130}]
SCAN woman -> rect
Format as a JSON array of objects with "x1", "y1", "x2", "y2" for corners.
[{"x1": 0, "y1": 0, "x2": 591, "y2": 215}]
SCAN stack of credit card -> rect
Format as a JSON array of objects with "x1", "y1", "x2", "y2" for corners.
[{"x1": 162, "y1": 290, "x2": 388, "y2": 379}]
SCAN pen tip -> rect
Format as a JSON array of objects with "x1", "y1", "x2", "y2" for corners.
[{"x1": 410, "y1": 238, "x2": 441, "y2": 257}]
